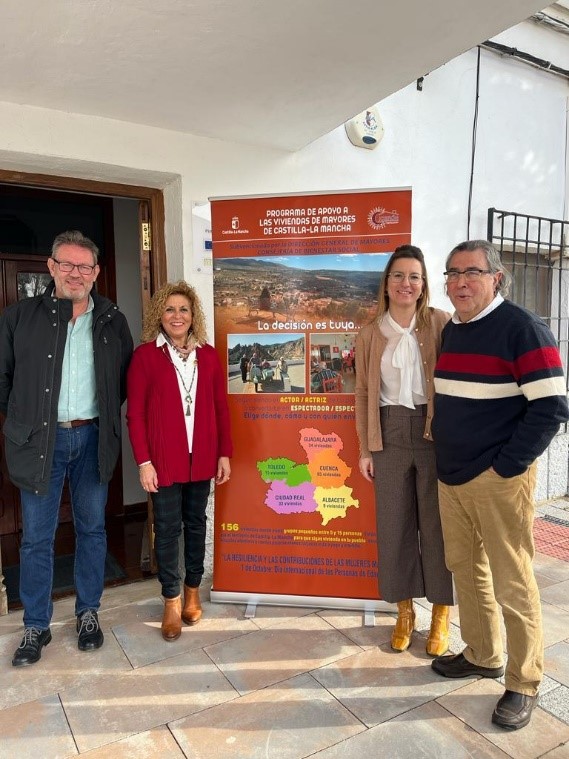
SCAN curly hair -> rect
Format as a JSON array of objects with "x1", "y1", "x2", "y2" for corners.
[{"x1": 141, "y1": 281, "x2": 208, "y2": 345}]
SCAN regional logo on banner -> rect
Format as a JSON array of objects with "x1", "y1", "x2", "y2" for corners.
[{"x1": 210, "y1": 189, "x2": 412, "y2": 608}]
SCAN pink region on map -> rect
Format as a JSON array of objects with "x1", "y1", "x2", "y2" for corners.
[
  {"x1": 299, "y1": 427, "x2": 343, "y2": 460},
  {"x1": 265, "y1": 480, "x2": 317, "y2": 515}
]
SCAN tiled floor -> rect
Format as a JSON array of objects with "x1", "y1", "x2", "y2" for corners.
[{"x1": 1, "y1": 500, "x2": 568, "y2": 758}]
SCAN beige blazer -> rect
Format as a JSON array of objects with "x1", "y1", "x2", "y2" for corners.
[{"x1": 355, "y1": 307, "x2": 450, "y2": 457}]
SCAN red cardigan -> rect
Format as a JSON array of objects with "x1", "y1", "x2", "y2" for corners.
[{"x1": 126, "y1": 341, "x2": 232, "y2": 485}]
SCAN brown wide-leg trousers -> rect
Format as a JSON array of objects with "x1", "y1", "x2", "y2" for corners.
[{"x1": 372, "y1": 405, "x2": 454, "y2": 605}]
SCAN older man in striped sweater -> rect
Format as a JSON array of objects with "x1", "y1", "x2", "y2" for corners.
[{"x1": 431, "y1": 240, "x2": 569, "y2": 730}]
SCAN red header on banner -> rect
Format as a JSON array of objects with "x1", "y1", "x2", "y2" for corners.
[{"x1": 212, "y1": 190, "x2": 411, "y2": 257}]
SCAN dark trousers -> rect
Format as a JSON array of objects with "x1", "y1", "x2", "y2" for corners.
[
  {"x1": 151, "y1": 479, "x2": 211, "y2": 598},
  {"x1": 372, "y1": 405, "x2": 454, "y2": 605}
]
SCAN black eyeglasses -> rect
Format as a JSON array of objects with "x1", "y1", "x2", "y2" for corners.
[
  {"x1": 52, "y1": 258, "x2": 97, "y2": 275},
  {"x1": 443, "y1": 268, "x2": 492, "y2": 282}
]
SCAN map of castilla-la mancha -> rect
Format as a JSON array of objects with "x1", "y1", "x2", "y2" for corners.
[{"x1": 257, "y1": 428, "x2": 359, "y2": 526}]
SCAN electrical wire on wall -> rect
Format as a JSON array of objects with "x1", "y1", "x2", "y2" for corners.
[
  {"x1": 467, "y1": 46, "x2": 481, "y2": 239},
  {"x1": 561, "y1": 95, "x2": 569, "y2": 239}
]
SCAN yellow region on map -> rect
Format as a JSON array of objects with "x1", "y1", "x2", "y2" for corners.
[{"x1": 314, "y1": 485, "x2": 359, "y2": 526}]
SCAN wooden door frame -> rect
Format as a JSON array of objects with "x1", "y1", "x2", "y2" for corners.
[
  {"x1": 0, "y1": 169, "x2": 168, "y2": 614},
  {"x1": 0, "y1": 169, "x2": 167, "y2": 292}
]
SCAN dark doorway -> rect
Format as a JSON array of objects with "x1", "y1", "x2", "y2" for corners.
[{"x1": 0, "y1": 175, "x2": 166, "y2": 608}]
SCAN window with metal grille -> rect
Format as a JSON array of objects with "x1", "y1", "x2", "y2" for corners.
[{"x1": 487, "y1": 208, "x2": 569, "y2": 434}]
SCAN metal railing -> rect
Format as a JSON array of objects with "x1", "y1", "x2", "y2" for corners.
[{"x1": 488, "y1": 207, "x2": 569, "y2": 434}]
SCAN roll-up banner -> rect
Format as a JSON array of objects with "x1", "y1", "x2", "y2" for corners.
[{"x1": 210, "y1": 188, "x2": 412, "y2": 610}]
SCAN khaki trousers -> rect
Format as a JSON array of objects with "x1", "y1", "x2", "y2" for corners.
[{"x1": 438, "y1": 464, "x2": 542, "y2": 696}]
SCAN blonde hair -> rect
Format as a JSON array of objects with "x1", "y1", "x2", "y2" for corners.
[
  {"x1": 375, "y1": 245, "x2": 431, "y2": 329},
  {"x1": 141, "y1": 281, "x2": 208, "y2": 344}
]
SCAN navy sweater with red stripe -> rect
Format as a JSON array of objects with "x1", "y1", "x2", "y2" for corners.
[{"x1": 433, "y1": 300, "x2": 569, "y2": 485}]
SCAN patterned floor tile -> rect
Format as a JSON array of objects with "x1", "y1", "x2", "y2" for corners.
[
  {"x1": 112, "y1": 597, "x2": 258, "y2": 668},
  {"x1": 541, "y1": 603, "x2": 569, "y2": 648},
  {"x1": 0, "y1": 694, "x2": 77, "y2": 759},
  {"x1": 311, "y1": 643, "x2": 474, "y2": 727},
  {"x1": 541, "y1": 580, "x2": 569, "y2": 612},
  {"x1": 316, "y1": 608, "x2": 394, "y2": 649},
  {"x1": 308, "y1": 700, "x2": 509, "y2": 758},
  {"x1": 170, "y1": 672, "x2": 365, "y2": 758},
  {"x1": 78, "y1": 725, "x2": 185, "y2": 758},
  {"x1": 544, "y1": 641, "x2": 569, "y2": 688},
  {"x1": 60, "y1": 647, "x2": 238, "y2": 753},
  {"x1": 540, "y1": 685, "x2": 569, "y2": 726},
  {"x1": 204, "y1": 614, "x2": 361, "y2": 695},
  {"x1": 437, "y1": 677, "x2": 569, "y2": 758},
  {"x1": 0, "y1": 621, "x2": 132, "y2": 710}
]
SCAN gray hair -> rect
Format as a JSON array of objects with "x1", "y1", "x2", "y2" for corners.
[
  {"x1": 52, "y1": 230, "x2": 99, "y2": 264},
  {"x1": 446, "y1": 239, "x2": 511, "y2": 296}
]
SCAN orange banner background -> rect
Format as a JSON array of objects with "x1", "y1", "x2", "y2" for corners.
[{"x1": 211, "y1": 189, "x2": 412, "y2": 602}]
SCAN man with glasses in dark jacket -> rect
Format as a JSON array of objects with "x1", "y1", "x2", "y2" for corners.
[{"x1": 0, "y1": 230, "x2": 133, "y2": 666}]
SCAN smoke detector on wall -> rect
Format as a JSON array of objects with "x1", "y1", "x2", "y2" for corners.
[{"x1": 345, "y1": 106, "x2": 384, "y2": 150}]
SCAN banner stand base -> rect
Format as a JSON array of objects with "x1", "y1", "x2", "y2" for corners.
[
  {"x1": 364, "y1": 609, "x2": 376, "y2": 627},
  {"x1": 211, "y1": 588, "x2": 397, "y2": 625}
]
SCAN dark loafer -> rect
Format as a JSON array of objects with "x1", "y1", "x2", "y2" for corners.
[
  {"x1": 492, "y1": 689, "x2": 537, "y2": 730},
  {"x1": 432, "y1": 652, "x2": 504, "y2": 678},
  {"x1": 12, "y1": 627, "x2": 52, "y2": 666},
  {"x1": 77, "y1": 610, "x2": 104, "y2": 651}
]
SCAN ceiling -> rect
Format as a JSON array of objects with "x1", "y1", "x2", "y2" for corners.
[{"x1": 0, "y1": 0, "x2": 549, "y2": 152}]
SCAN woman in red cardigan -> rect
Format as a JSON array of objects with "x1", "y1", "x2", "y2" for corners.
[{"x1": 127, "y1": 281, "x2": 232, "y2": 641}]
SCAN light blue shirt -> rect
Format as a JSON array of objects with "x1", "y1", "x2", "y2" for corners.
[{"x1": 57, "y1": 296, "x2": 99, "y2": 422}]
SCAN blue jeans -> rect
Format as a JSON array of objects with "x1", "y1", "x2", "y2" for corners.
[
  {"x1": 151, "y1": 479, "x2": 211, "y2": 598},
  {"x1": 19, "y1": 423, "x2": 108, "y2": 629}
]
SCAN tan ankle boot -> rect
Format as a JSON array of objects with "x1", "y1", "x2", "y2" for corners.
[
  {"x1": 391, "y1": 599, "x2": 415, "y2": 652},
  {"x1": 182, "y1": 585, "x2": 202, "y2": 625},
  {"x1": 426, "y1": 604, "x2": 450, "y2": 656},
  {"x1": 161, "y1": 596, "x2": 182, "y2": 641}
]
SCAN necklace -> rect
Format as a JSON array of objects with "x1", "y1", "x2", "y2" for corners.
[
  {"x1": 170, "y1": 342, "x2": 192, "y2": 362},
  {"x1": 161, "y1": 329, "x2": 195, "y2": 362},
  {"x1": 165, "y1": 346, "x2": 198, "y2": 416}
]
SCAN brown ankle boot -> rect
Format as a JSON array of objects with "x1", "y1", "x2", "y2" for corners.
[
  {"x1": 182, "y1": 585, "x2": 202, "y2": 625},
  {"x1": 391, "y1": 599, "x2": 415, "y2": 652},
  {"x1": 161, "y1": 596, "x2": 182, "y2": 641},
  {"x1": 426, "y1": 604, "x2": 450, "y2": 657}
]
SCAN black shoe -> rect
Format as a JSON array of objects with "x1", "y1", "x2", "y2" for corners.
[
  {"x1": 492, "y1": 690, "x2": 537, "y2": 730},
  {"x1": 431, "y1": 652, "x2": 504, "y2": 679},
  {"x1": 12, "y1": 627, "x2": 52, "y2": 666},
  {"x1": 77, "y1": 610, "x2": 104, "y2": 651}
]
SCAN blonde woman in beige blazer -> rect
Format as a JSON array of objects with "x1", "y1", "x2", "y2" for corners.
[{"x1": 355, "y1": 245, "x2": 453, "y2": 655}]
